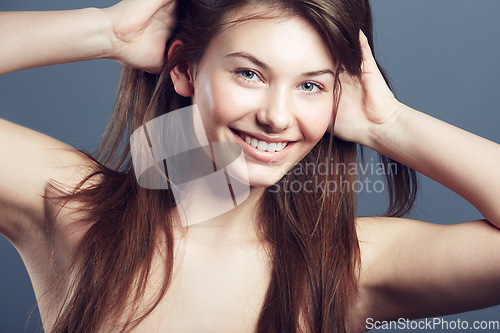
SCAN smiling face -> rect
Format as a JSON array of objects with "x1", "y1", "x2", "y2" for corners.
[{"x1": 172, "y1": 7, "x2": 337, "y2": 187}]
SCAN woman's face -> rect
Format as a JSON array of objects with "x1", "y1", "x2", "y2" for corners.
[{"x1": 177, "y1": 8, "x2": 336, "y2": 187}]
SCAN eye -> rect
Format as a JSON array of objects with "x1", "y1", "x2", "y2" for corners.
[
  {"x1": 235, "y1": 69, "x2": 261, "y2": 82},
  {"x1": 300, "y1": 82, "x2": 323, "y2": 93},
  {"x1": 240, "y1": 70, "x2": 257, "y2": 80}
]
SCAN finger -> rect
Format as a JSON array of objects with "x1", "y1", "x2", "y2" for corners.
[
  {"x1": 359, "y1": 30, "x2": 380, "y2": 76},
  {"x1": 155, "y1": 0, "x2": 177, "y2": 30}
]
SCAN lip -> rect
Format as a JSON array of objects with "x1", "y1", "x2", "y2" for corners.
[
  {"x1": 232, "y1": 128, "x2": 290, "y2": 143},
  {"x1": 229, "y1": 128, "x2": 295, "y2": 163}
]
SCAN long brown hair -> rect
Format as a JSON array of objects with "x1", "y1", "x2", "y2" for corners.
[{"x1": 48, "y1": 0, "x2": 417, "y2": 332}]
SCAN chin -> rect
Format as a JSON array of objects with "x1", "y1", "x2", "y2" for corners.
[
  {"x1": 246, "y1": 165, "x2": 288, "y2": 188},
  {"x1": 224, "y1": 158, "x2": 283, "y2": 186},
  {"x1": 248, "y1": 178, "x2": 281, "y2": 188}
]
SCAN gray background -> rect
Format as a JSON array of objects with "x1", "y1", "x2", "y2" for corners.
[{"x1": 0, "y1": 0, "x2": 499, "y2": 332}]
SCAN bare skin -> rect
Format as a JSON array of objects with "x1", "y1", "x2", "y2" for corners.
[{"x1": 1, "y1": 1, "x2": 500, "y2": 332}]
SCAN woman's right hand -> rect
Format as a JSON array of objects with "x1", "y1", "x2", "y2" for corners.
[
  {"x1": 0, "y1": 1, "x2": 175, "y2": 75},
  {"x1": 103, "y1": 0, "x2": 177, "y2": 73}
]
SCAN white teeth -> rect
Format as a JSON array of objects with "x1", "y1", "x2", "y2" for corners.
[
  {"x1": 266, "y1": 143, "x2": 276, "y2": 152},
  {"x1": 241, "y1": 134, "x2": 288, "y2": 153},
  {"x1": 275, "y1": 142, "x2": 287, "y2": 151}
]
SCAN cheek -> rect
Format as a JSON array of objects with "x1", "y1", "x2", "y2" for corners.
[
  {"x1": 195, "y1": 73, "x2": 261, "y2": 124},
  {"x1": 212, "y1": 85, "x2": 265, "y2": 125},
  {"x1": 297, "y1": 100, "x2": 333, "y2": 142}
]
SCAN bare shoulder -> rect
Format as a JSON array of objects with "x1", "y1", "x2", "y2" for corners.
[
  {"x1": 0, "y1": 118, "x2": 100, "y2": 248},
  {"x1": 354, "y1": 216, "x2": 500, "y2": 324},
  {"x1": 0, "y1": 119, "x2": 104, "y2": 329},
  {"x1": 356, "y1": 215, "x2": 445, "y2": 242}
]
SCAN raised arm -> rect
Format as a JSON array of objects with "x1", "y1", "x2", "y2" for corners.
[
  {"x1": 336, "y1": 32, "x2": 500, "y2": 228},
  {"x1": 0, "y1": 0, "x2": 176, "y2": 246},
  {"x1": 0, "y1": 0, "x2": 175, "y2": 75},
  {"x1": 338, "y1": 33, "x2": 500, "y2": 326},
  {"x1": 0, "y1": 8, "x2": 110, "y2": 75}
]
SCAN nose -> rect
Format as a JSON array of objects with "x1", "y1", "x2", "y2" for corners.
[{"x1": 256, "y1": 85, "x2": 293, "y2": 132}]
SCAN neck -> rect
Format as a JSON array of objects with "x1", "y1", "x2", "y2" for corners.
[{"x1": 173, "y1": 186, "x2": 266, "y2": 248}]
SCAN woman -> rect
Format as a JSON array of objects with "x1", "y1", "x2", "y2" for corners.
[{"x1": 1, "y1": 0, "x2": 499, "y2": 332}]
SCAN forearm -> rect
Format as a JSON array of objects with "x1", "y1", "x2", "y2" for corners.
[
  {"x1": 0, "y1": 8, "x2": 112, "y2": 75},
  {"x1": 367, "y1": 104, "x2": 500, "y2": 226}
]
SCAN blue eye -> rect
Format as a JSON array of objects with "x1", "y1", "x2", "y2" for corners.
[
  {"x1": 240, "y1": 70, "x2": 257, "y2": 80},
  {"x1": 300, "y1": 82, "x2": 321, "y2": 93}
]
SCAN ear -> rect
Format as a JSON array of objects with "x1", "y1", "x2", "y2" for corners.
[{"x1": 168, "y1": 40, "x2": 194, "y2": 97}]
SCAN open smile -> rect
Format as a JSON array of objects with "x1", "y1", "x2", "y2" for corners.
[
  {"x1": 229, "y1": 128, "x2": 295, "y2": 163},
  {"x1": 241, "y1": 134, "x2": 288, "y2": 152}
]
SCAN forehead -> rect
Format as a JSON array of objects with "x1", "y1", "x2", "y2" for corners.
[{"x1": 200, "y1": 6, "x2": 335, "y2": 71}]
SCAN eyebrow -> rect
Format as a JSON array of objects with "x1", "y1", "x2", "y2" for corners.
[
  {"x1": 226, "y1": 52, "x2": 269, "y2": 70},
  {"x1": 301, "y1": 69, "x2": 336, "y2": 77},
  {"x1": 225, "y1": 52, "x2": 335, "y2": 77}
]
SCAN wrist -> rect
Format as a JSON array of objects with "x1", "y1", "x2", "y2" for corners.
[
  {"x1": 56, "y1": 7, "x2": 117, "y2": 62},
  {"x1": 364, "y1": 101, "x2": 408, "y2": 151},
  {"x1": 90, "y1": 7, "x2": 117, "y2": 60}
]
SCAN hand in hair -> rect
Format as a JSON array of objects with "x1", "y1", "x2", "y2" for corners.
[
  {"x1": 0, "y1": 0, "x2": 176, "y2": 75},
  {"x1": 103, "y1": 0, "x2": 177, "y2": 73},
  {"x1": 333, "y1": 31, "x2": 402, "y2": 146}
]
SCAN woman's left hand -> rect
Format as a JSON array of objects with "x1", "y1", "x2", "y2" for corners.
[{"x1": 332, "y1": 31, "x2": 402, "y2": 147}]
